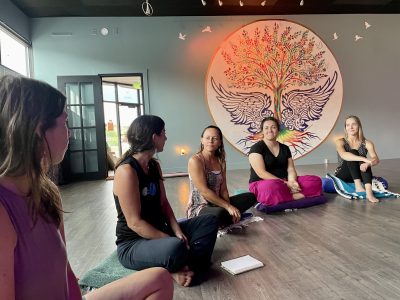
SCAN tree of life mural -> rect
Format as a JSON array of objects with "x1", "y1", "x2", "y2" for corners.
[{"x1": 206, "y1": 20, "x2": 343, "y2": 159}]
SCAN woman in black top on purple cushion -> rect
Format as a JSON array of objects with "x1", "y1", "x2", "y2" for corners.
[
  {"x1": 113, "y1": 115, "x2": 218, "y2": 287},
  {"x1": 248, "y1": 117, "x2": 322, "y2": 206}
]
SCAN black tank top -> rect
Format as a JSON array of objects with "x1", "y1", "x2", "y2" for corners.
[
  {"x1": 114, "y1": 156, "x2": 171, "y2": 244},
  {"x1": 335, "y1": 138, "x2": 368, "y2": 174}
]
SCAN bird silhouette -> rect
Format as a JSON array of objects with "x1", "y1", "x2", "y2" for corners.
[
  {"x1": 178, "y1": 33, "x2": 186, "y2": 40},
  {"x1": 202, "y1": 26, "x2": 212, "y2": 33},
  {"x1": 365, "y1": 21, "x2": 371, "y2": 29},
  {"x1": 355, "y1": 35, "x2": 363, "y2": 41},
  {"x1": 333, "y1": 32, "x2": 338, "y2": 40},
  {"x1": 211, "y1": 72, "x2": 338, "y2": 154}
]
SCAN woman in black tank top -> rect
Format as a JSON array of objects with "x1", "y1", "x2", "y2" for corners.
[
  {"x1": 113, "y1": 115, "x2": 218, "y2": 287},
  {"x1": 334, "y1": 115, "x2": 380, "y2": 203}
]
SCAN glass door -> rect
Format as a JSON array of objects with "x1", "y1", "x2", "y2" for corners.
[
  {"x1": 58, "y1": 76, "x2": 107, "y2": 181},
  {"x1": 102, "y1": 75, "x2": 144, "y2": 165}
]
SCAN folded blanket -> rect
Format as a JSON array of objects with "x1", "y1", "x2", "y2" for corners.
[
  {"x1": 217, "y1": 213, "x2": 263, "y2": 238},
  {"x1": 322, "y1": 176, "x2": 389, "y2": 193},
  {"x1": 326, "y1": 173, "x2": 400, "y2": 200},
  {"x1": 79, "y1": 250, "x2": 136, "y2": 292}
]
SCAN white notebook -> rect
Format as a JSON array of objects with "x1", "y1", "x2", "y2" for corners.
[{"x1": 221, "y1": 255, "x2": 264, "y2": 275}]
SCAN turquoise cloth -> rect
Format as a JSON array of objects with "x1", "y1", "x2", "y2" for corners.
[
  {"x1": 234, "y1": 188, "x2": 250, "y2": 195},
  {"x1": 79, "y1": 250, "x2": 136, "y2": 290},
  {"x1": 327, "y1": 173, "x2": 399, "y2": 200}
]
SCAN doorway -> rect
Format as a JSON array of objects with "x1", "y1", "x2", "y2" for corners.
[
  {"x1": 57, "y1": 73, "x2": 146, "y2": 182},
  {"x1": 102, "y1": 75, "x2": 145, "y2": 175},
  {"x1": 57, "y1": 75, "x2": 107, "y2": 182}
]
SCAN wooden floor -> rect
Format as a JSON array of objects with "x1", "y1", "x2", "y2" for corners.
[{"x1": 61, "y1": 159, "x2": 400, "y2": 300}]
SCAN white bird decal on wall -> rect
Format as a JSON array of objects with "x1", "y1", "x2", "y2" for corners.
[
  {"x1": 178, "y1": 33, "x2": 186, "y2": 40},
  {"x1": 355, "y1": 35, "x2": 363, "y2": 41}
]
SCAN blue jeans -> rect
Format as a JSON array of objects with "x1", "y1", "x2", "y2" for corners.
[{"x1": 117, "y1": 214, "x2": 218, "y2": 273}]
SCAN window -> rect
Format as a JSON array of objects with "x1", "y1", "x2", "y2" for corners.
[{"x1": 0, "y1": 24, "x2": 31, "y2": 77}]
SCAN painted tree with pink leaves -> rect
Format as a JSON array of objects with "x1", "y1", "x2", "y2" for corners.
[{"x1": 222, "y1": 22, "x2": 327, "y2": 122}]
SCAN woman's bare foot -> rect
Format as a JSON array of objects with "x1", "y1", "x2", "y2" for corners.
[
  {"x1": 292, "y1": 193, "x2": 305, "y2": 200},
  {"x1": 367, "y1": 195, "x2": 379, "y2": 203},
  {"x1": 365, "y1": 184, "x2": 379, "y2": 203},
  {"x1": 172, "y1": 266, "x2": 194, "y2": 287},
  {"x1": 354, "y1": 180, "x2": 365, "y2": 193}
]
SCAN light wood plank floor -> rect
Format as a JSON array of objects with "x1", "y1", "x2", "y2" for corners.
[{"x1": 61, "y1": 159, "x2": 400, "y2": 300}]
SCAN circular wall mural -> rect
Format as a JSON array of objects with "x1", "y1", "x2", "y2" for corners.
[{"x1": 206, "y1": 19, "x2": 343, "y2": 159}]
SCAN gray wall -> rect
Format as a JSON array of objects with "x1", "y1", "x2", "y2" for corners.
[
  {"x1": 0, "y1": 0, "x2": 30, "y2": 41},
  {"x1": 30, "y1": 15, "x2": 400, "y2": 173}
]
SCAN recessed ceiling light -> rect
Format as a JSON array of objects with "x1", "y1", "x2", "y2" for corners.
[{"x1": 100, "y1": 27, "x2": 109, "y2": 36}]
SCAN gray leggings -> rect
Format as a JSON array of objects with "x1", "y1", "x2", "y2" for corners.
[{"x1": 117, "y1": 214, "x2": 218, "y2": 274}]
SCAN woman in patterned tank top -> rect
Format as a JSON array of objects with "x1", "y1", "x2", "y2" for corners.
[
  {"x1": 334, "y1": 115, "x2": 380, "y2": 203},
  {"x1": 187, "y1": 125, "x2": 256, "y2": 227}
]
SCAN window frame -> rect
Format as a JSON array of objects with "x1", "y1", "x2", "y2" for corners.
[{"x1": 0, "y1": 22, "x2": 32, "y2": 77}]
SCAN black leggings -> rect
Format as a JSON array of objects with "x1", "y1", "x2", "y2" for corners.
[
  {"x1": 198, "y1": 192, "x2": 257, "y2": 226},
  {"x1": 335, "y1": 149, "x2": 373, "y2": 184}
]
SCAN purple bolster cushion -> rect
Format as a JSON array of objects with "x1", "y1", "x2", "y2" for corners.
[
  {"x1": 321, "y1": 177, "x2": 336, "y2": 193},
  {"x1": 255, "y1": 195, "x2": 327, "y2": 213}
]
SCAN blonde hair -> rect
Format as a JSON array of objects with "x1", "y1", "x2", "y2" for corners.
[{"x1": 344, "y1": 115, "x2": 365, "y2": 142}]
